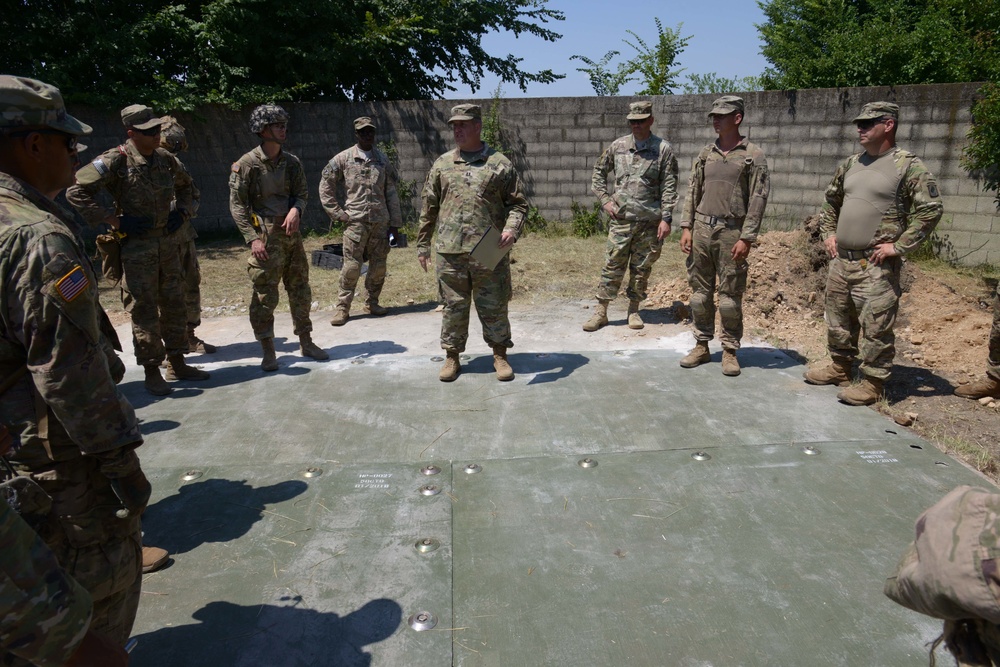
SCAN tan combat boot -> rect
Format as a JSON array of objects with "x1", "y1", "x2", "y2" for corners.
[
  {"x1": 299, "y1": 334, "x2": 329, "y2": 360},
  {"x1": 837, "y1": 376, "x2": 884, "y2": 406},
  {"x1": 493, "y1": 345, "x2": 514, "y2": 381},
  {"x1": 143, "y1": 364, "x2": 172, "y2": 396},
  {"x1": 260, "y1": 338, "x2": 278, "y2": 372},
  {"x1": 330, "y1": 308, "x2": 349, "y2": 326},
  {"x1": 364, "y1": 303, "x2": 389, "y2": 316},
  {"x1": 803, "y1": 358, "x2": 852, "y2": 386},
  {"x1": 166, "y1": 354, "x2": 210, "y2": 381},
  {"x1": 439, "y1": 351, "x2": 461, "y2": 382},
  {"x1": 187, "y1": 325, "x2": 216, "y2": 354},
  {"x1": 627, "y1": 300, "x2": 644, "y2": 330},
  {"x1": 954, "y1": 376, "x2": 1000, "y2": 400},
  {"x1": 582, "y1": 300, "x2": 609, "y2": 332},
  {"x1": 721, "y1": 348, "x2": 741, "y2": 377},
  {"x1": 680, "y1": 341, "x2": 711, "y2": 368},
  {"x1": 142, "y1": 546, "x2": 170, "y2": 574}
]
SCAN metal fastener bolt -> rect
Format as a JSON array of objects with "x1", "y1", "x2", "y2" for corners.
[
  {"x1": 691, "y1": 452, "x2": 711, "y2": 461},
  {"x1": 421, "y1": 465, "x2": 441, "y2": 476}
]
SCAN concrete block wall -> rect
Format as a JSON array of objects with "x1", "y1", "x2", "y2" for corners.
[{"x1": 70, "y1": 82, "x2": 999, "y2": 266}]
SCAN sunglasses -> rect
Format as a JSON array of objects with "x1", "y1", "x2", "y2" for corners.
[
  {"x1": 855, "y1": 118, "x2": 887, "y2": 130},
  {"x1": 6, "y1": 128, "x2": 78, "y2": 151},
  {"x1": 134, "y1": 126, "x2": 161, "y2": 137},
  {"x1": 628, "y1": 118, "x2": 647, "y2": 125}
]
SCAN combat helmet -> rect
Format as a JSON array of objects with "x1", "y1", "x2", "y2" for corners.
[
  {"x1": 159, "y1": 115, "x2": 188, "y2": 153},
  {"x1": 249, "y1": 104, "x2": 289, "y2": 134}
]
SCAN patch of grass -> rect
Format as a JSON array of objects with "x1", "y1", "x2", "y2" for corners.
[{"x1": 569, "y1": 200, "x2": 605, "y2": 238}]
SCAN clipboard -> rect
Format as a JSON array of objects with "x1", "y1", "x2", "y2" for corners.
[{"x1": 469, "y1": 225, "x2": 510, "y2": 270}]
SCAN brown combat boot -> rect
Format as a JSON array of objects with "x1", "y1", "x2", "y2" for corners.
[
  {"x1": 364, "y1": 303, "x2": 389, "y2": 316},
  {"x1": 187, "y1": 325, "x2": 216, "y2": 354},
  {"x1": 143, "y1": 364, "x2": 172, "y2": 396},
  {"x1": 680, "y1": 341, "x2": 711, "y2": 368},
  {"x1": 582, "y1": 300, "x2": 609, "y2": 332},
  {"x1": 299, "y1": 334, "x2": 329, "y2": 360},
  {"x1": 439, "y1": 351, "x2": 461, "y2": 382},
  {"x1": 627, "y1": 300, "x2": 644, "y2": 330},
  {"x1": 330, "y1": 308, "x2": 349, "y2": 326},
  {"x1": 166, "y1": 354, "x2": 210, "y2": 381},
  {"x1": 260, "y1": 338, "x2": 278, "y2": 372},
  {"x1": 954, "y1": 376, "x2": 1000, "y2": 400},
  {"x1": 493, "y1": 345, "x2": 514, "y2": 381},
  {"x1": 837, "y1": 376, "x2": 884, "y2": 406},
  {"x1": 142, "y1": 546, "x2": 170, "y2": 574},
  {"x1": 721, "y1": 348, "x2": 741, "y2": 377},
  {"x1": 803, "y1": 358, "x2": 853, "y2": 386}
]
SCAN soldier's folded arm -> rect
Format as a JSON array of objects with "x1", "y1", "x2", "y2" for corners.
[{"x1": 65, "y1": 155, "x2": 122, "y2": 229}]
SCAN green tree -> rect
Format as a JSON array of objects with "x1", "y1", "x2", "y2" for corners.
[
  {"x1": 623, "y1": 20, "x2": 691, "y2": 95},
  {"x1": 681, "y1": 73, "x2": 764, "y2": 95},
  {"x1": 569, "y1": 51, "x2": 634, "y2": 97},
  {"x1": 963, "y1": 83, "x2": 1000, "y2": 206},
  {"x1": 0, "y1": 0, "x2": 565, "y2": 109}
]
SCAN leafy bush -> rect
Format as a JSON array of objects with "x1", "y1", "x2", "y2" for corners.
[
  {"x1": 962, "y1": 82, "x2": 1000, "y2": 208},
  {"x1": 570, "y1": 201, "x2": 604, "y2": 238}
]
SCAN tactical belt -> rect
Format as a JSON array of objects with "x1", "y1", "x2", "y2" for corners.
[
  {"x1": 695, "y1": 213, "x2": 742, "y2": 229},
  {"x1": 837, "y1": 246, "x2": 875, "y2": 261}
]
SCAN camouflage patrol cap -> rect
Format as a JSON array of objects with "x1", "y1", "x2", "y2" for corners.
[
  {"x1": 853, "y1": 101, "x2": 899, "y2": 122},
  {"x1": 354, "y1": 116, "x2": 376, "y2": 131},
  {"x1": 249, "y1": 104, "x2": 289, "y2": 134},
  {"x1": 0, "y1": 75, "x2": 91, "y2": 135},
  {"x1": 121, "y1": 104, "x2": 163, "y2": 130},
  {"x1": 448, "y1": 104, "x2": 481, "y2": 123},
  {"x1": 709, "y1": 95, "x2": 744, "y2": 116},
  {"x1": 626, "y1": 101, "x2": 653, "y2": 120},
  {"x1": 159, "y1": 115, "x2": 188, "y2": 153}
]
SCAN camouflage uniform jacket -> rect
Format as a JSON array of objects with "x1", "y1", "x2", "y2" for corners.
[
  {"x1": 174, "y1": 156, "x2": 201, "y2": 243},
  {"x1": 1, "y1": 498, "x2": 92, "y2": 666},
  {"x1": 229, "y1": 146, "x2": 308, "y2": 245},
  {"x1": 319, "y1": 146, "x2": 403, "y2": 227},
  {"x1": 66, "y1": 141, "x2": 195, "y2": 231},
  {"x1": 819, "y1": 146, "x2": 943, "y2": 254},
  {"x1": 592, "y1": 133, "x2": 678, "y2": 223},
  {"x1": 0, "y1": 173, "x2": 142, "y2": 475},
  {"x1": 680, "y1": 137, "x2": 770, "y2": 243},
  {"x1": 417, "y1": 146, "x2": 527, "y2": 255}
]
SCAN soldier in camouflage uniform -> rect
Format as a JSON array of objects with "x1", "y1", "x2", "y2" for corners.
[
  {"x1": 159, "y1": 115, "x2": 216, "y2": 355},
  {"x1": 417, "y1": 104, "x2": 527, "y2": 382},
  {"x1": 584, "y1": 100, "x2": 678, "y2": 332},
  {"x1": 320, "y1": 116, "x2": 403, "y2": 325},
  {"x1": 804, "y1": 102, "x2": 943, "y2": 405},
  {"x1": 678, "y1": 96, "x2": 770, "y2": 377},
  {"x1": 954, "y1": 282, "x2": 1000, "y2": 400},
  {"x1": 67, "y1": 104, "x2": 210, "y2": 396},
  {"x1": 229, "y1": 104, "x2": 328, "y2": 372},
  {"x1": 0, "y1": 75, "x2": 151, "y2": 661}
]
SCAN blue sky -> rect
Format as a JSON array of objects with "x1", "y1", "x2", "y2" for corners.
[{"x1": 445, "y1": 0, "x2": 771, "y2": 99}]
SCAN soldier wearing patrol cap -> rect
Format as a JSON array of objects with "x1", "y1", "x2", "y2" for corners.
[
  {"x1": 678, "y1": 95, "x2": 770, "y2": 377},
  {"x1": 229, "y1": 104, "x2": 328, "y2": 372},
  {"x1": 0, "y1": 75, "x2": 148, "y2": 665},
  {"x1": 805, "y1": 101, "x2": 943, "y2": 405},
  {"x1": 320, "y1": 116, "x2": 404, "y2": 325},
  {"x1": 417, "y1": 103, "x2": 528, "y2": 382},
  {"x1": 66, "y1": 103, "x2": 210, "y2": 395},
  {"x1": 584, "y1": 100, "x2": 679, "y2": 332}
]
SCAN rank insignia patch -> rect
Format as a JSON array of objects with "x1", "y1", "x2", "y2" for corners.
[{"x1": 55, "y1": 265, "x2": 89, "y2": 302}]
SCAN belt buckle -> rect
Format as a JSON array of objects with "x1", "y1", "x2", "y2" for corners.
[
  {"x1": 859, "y1": 258, "x2": 868, "y2": 268},
  {"x1": 707, "y1": 216, "x2": 719, "y2": 228}
]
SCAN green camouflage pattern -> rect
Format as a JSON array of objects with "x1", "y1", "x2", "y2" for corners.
[
  {"x1": 246, "y1": 228, "x2": 314, "y2": 340},
  {"x1": 989, "y1": 283, "x2": 1000, "y2": 382},
  {"x1": 248, "y1": 104, "x2": 288, "y2": 134},
  {"x1": 595, "y1": 221, "x2": 663, "y2": 302},
  {"x1": 591, "y1": 133, "x2": 678, "y2": 224},
  {"x1": 436, "y1": 253, "x2": 512, "y2": 352},
  {"x1": 0, "y1": 498, "x2": 92, "y2": 667},
  {"x1": 416, "y1": 146, "x2": 527, "y2": 256},
  {"x1": 338, "y1": 223, "x2": 389, "y2": 310},
  {"x1": 819, "y1": 146, "x2": 943, "y2": 254},
  {"x1": 0, "y1": 75, "x2": 91, "y2": 135},
  {"x1": 685, "y1": 224, "x2": 748, "y2": 349},
  {"x1": 229, "y1": 146, "x2": 308, "y2": 245},
  {"x1": 178, "y1": 237, "x2": 202, "y2": 327},
  {"x1": 824, "y1": 256, "x2": 901, "y2": 381}
]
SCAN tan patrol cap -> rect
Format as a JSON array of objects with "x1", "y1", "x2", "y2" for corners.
[
  {"x1": 709, "y1": 95, "x2": 744, "y2": 116},
  {"x1": 0, "y1": 75, "x2": 92, "y2": 135},
  {"x1": 626, "y1": 101, "x2": 653, "y2": 120},
  {"x1": 354, "y1": 116, "x2": 376, "y2": 131},
  {"x1": 853, "y1": 101, "x2": 899, "y2": 122},
  {"x1": 448, "y1": 104, "x2": 481, "y2": 123},
  {"x1": 121, "y1": 104, "x2": 163, "y2": 130}
]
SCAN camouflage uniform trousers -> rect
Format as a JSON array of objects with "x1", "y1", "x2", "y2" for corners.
[
  {"x1": 686, "y1": 221, "x2": 748, "y2": 350},
  {"x1": 988, "y1": 282, "x2": 1000, "y2": 381},
  {"x1": 338, "y1": 220, "x2": 389, "y2": 310},
  {"x1": 248, "y1": 228, "x2": 313, "y2": 340},
  {"x1": 178, "y1": 237, "x2": 203, "y2": 327},
  {"x1": 824, "y1": 255, "x2": 902, "y2": 381},
  {"x1": 436, "y1": 253, "x2": 513, "y2": 353},
  {"x1": 120, "y1": 234, "x2": 188, "y2": 366},
  {"x1": 595, "y1": 220, "x2": 663, "y2": 302}
]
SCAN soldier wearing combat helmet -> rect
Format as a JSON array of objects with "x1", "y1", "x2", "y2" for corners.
[{"x1": 229, "y1": 104, "x2": 328, "y2": 371}]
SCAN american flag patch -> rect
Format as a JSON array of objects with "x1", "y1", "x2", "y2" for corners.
[{"x1": 55, "y1": 266, "x2": 89, "y2": 302}]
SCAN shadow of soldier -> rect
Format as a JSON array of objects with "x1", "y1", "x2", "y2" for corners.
[
  {"x1": 131, "y1": 597, "x2": 403, "y2": 667},
  {"x1": 459, "y1": 352, "x2": 590, "y2": 384},
  {"x1": 142, "y1": 478, "x2": 308, "y2": 555}
]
